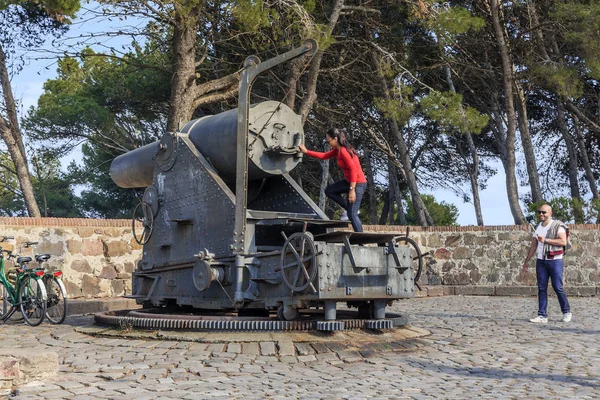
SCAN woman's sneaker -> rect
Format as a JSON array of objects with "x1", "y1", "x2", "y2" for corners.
[
  {"x1": 529, "y1": 316, "x2": 548, "y2": 324},
  {"x1": 562, "y1": 312, "x2": 572, "y2": 322},
  {"x1": 340, "y1": 210, "x2": 349, "y2": 221}
]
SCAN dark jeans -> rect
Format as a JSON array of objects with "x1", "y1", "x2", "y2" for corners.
[
  {"x1": 536, "y1": 258, "x2": 570, "y2": 317},
  {"x1": 325, "y1": 180, "x2": 367, "y2": 232}
]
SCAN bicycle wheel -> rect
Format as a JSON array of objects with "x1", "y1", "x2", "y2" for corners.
[
  {"x1": 0, "y1": 281, "x2": 15, "y2": 321},
  {"x1": 44, "y1": 276, "x2": 67, "y2": 324},
  {"x1": 18, "y1": 275, "x2": 47, "y2": 326}
]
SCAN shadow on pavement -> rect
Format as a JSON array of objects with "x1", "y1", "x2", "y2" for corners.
[{"x1": 408, "y1": 358, "x2": 600, "y2": 389}]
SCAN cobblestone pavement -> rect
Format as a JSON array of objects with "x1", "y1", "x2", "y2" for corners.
[{"x1": 3, "y1": 295, "x2": 600, "y2": 400}]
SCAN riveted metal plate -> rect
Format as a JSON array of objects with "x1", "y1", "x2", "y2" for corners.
[
  {"x1": 156, "y1": 133, "x2": 178, "y2": 171},
  {"x1": 143, "y1": 185, "x2": 160, "y2": 217}
]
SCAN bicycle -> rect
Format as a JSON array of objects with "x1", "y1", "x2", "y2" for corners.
[
  {"x1": 0, "y1": 236, "x2": 48, "y2": 326},
  {"x1": 21, "y1": 241, "x2": 67, "y2": 324}
]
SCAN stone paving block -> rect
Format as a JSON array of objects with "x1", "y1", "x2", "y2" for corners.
[
  {"x1": 297, "y1": 355, "x2": 317, "y2": 363},
  {"x1": 315, "y1": 352, "x2": 338, "y2": 362},
  {"x1": 0, "y1": 349, "x2": 58, "y2": 389},
  {"x1": 279, "y1": 356, "x2": 298, "y2": 364},
  {"x1": 337, "y1": 350, "x2": 362, "y2": 363},
  {"x1": 453, "y1": 285, "x2": 495, "y2": 295},
  {"x1": 495, "y1": 286, "x2": 536, "y2": 296},
  {"x1": 325, "y1": 342, "x2": 346, "y2": 353},
  {"x1": 311, "y1": 343, "x2": 330, "y2": 354},
  {"x1": 426, "y1": 286, "x2": 444, "y2": 297},
  {"x1": 260, "y1": 341, "x2": 277, "y2": 356},
  {"x1": 226, "y1": 343, "x2": 241, "y2": 354},
  {"x1": 276, "y1": 340, "x2": 295, "y2": 356},
  {"x1": 565, "y1": 286, "x2": 596, "y2": 296},
  {"x1": 241, "y1": 342, "x2": 260, "y2": 356},
  {"x1": 443, "y1": 286, "x2": 455, "y2": 295},
  {"x1": 295, "y1": 343, "x2": 315, "y2": 356}
]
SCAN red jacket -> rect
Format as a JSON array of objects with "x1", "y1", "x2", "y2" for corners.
[{"x1": 305, "y1": 147, "x2": 367, "y2": 184}]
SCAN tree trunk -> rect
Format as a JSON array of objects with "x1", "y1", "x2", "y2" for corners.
[
  {"x1": 515, "y1": 81, "x2": 543, "y2": 203},
  {"x1": 370, "y1": 51, "x2": 431, "y2": 226},
  {"x1": 557, "y1": 101, "x2": 581, "y2": 201},
  {"x1": 297, "y1": 0, "x2": 345, "y2": 123},
  {"x1": 573, "y1": 116, "x2": 599, "y2": 199},
  {"x1": 166, "y1": 6, "x2": 202, "y2": 133},
  {"x1": 362, "y1": 147, "x2": 378, "y2": 224},
  {"x1": 378, "y1": 192, "x2": 390, "y2": 225},
  {"x1": 489, "y1": 0, "x2": 524, "y2": 224},
  {"x1": 0, "y1": 44, "x2": 41, "y2": 217},
  {"x1": 389, "y1": 163, "x2": 407, "y2": 225},
  {"x1": 318, "y1": 143, "x2": 330, "y2": 212},
  {"x1": 445, "y1": 65, "x2": 484, "y2": 225}
]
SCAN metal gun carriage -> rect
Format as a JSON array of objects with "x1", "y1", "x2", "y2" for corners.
[{"x1": 110, "y1": 40, "x2": 422, "y2": 328}]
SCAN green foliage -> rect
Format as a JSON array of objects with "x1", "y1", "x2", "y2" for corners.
[
  {"x1": 527, "y1": 197, "x2": 591, "y2": 224},
  {"x1": 24, "y1": 44, "x2": 169, "y2": 217},
  {"x1": 71, "y1": 144, "x2": 141, "y2": 218},
  {"x1": 405, "y1": 194, "x2": 459, "y2": 226},
  {"x1": 0, "y1": 154, "x2": 26, "y2": 216},
  {"x1": 25, "y1": 46, "x2": 170, "y2": 150},
  {"x1": 530, "y1": 65, "x2": 583, "y2": 99},
  {"x1": 374, "y1": 97, "x2": 414, "y2": 127},
  {"x1": 230, "y1": 0, "x2": 277, "y2": 31},
  {"x1": 553, "y1": 1, "x2": 600, "y2": 79},
  {"x1": 420, "y1": 91, "x2": 489, "y2": 134},
  {"x1": 424, "y1": 2, "x2": 485, "y2": 41},
  {"x1": 0, "y1": 0, "x2": 79, "y2": 17}
]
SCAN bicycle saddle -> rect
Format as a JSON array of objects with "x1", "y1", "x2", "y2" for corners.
[
  {"x1": 17, "y1": 256, "x2": 32, "y2": 264},
  {"x1": 35, "y1": 254, "x2": 51, "y2": 262}
]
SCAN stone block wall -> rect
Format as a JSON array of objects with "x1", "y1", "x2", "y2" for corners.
[
  {"x1": 0, "y1": 218, "x2": 141, "y2": 299},
  {"x1": 1, "y1": 218, "x2": 598, "y2": 299},
  {"x1": 363, "y1": 224, "x2": 600, "y2": 289}
]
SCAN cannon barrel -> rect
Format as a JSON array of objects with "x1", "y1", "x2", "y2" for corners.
[{"x1": 110, "y1": 101, "x2": 303, "y2": 188}]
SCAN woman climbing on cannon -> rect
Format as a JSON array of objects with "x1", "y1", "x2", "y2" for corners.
[{"x1": 298, "y1": 128, "x2": 367, "y2": 232}]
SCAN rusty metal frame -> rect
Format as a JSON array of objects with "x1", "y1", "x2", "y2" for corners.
[{"x1": 232, "y1": 39, "x2": 318, "y2": 254}]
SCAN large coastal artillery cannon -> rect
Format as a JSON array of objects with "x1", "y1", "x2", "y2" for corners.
[{"x1": 110, "y1": 40, "x2": 420, "y2": 328}]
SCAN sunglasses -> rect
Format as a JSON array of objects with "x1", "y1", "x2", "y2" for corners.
[{"x1": 537, "y1": 211, "x2": 547, "y2": 214}]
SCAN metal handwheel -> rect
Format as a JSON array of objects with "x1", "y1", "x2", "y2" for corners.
[
  {"x1": 395, "y1": 236, "x2": 427, "y2": 290},
  {"x1": 132, "y1": 201, "x2": 154, "y2": 245},
  {"x1": 278, "y1": 232, "x2": 318, "y2": 293}
]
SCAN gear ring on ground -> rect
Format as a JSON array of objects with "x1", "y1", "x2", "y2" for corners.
[{"x1": 94, "y1": 308, "x2": 409, "y2": 332}]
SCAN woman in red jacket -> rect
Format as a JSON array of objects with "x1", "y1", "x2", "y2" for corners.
[{"x1": 299, "y1": 128, "x2": 368, "y2": 232}]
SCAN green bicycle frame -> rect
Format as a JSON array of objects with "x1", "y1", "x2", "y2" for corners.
[{"x1": 0, "y1": 250, "x2": 47, "y2": 320}]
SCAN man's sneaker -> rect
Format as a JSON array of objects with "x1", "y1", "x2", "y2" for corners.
[
  {"x1": 529, "y1": 316, "x2": 548, "y2": 324},
  {"x1": 340, "y1": 210, "x2": 349, "y2": 221},
  {"x1": 562, "y1": 312, "x2": 572, "y2": 322}
]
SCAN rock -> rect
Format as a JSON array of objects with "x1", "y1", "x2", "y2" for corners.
[
  {"x1": 70, "y1": 259, "x2": 93, "y2": 273},
  {"x1": 81, "y1": 239, "x2": 103, "y2": 256}
]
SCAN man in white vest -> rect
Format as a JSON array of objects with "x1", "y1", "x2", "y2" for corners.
[{"x1": 523, "y1": 204, "x2": 572, "y2": 324}]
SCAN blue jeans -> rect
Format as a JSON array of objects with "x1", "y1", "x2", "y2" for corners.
[
  {"x1": 325, "y1": 180, "x2": 367, "y2": 232},
  {"x1": 536, "y1": 258, "x2": 570, "y2": 317}
]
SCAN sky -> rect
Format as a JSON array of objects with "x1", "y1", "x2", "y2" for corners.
[{"x1": 6, "y1": 4, "x2": 526, "y2": 226}]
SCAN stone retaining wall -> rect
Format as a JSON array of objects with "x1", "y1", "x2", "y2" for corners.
[
  {"x1": 0, "y1": 218, "x2": 140, "y2": 298},
  {"x1": 1, "y1": 218, "x2": 598, "y2": 298},
  {"x1": 362, "y1": 224, "x2": 600, "y2": 290}
]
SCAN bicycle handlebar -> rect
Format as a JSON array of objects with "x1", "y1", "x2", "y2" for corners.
[
  {"x1": 0, "y1": 236, "x2": 15, "y2": 242},
  {"x1": 23, "y1": 241, "x2": 39, "y2": 247}
]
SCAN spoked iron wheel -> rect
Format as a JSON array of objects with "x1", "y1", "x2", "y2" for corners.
[
  {"x1": 132, "y1": 201, "x2": 154, "y2": 245},
  {"x1": 395, "y1": 235, "x2": 428, "y2": 290},
  {"x1": 278, "y1": 232, "x2": 318, "y2": 293}
]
